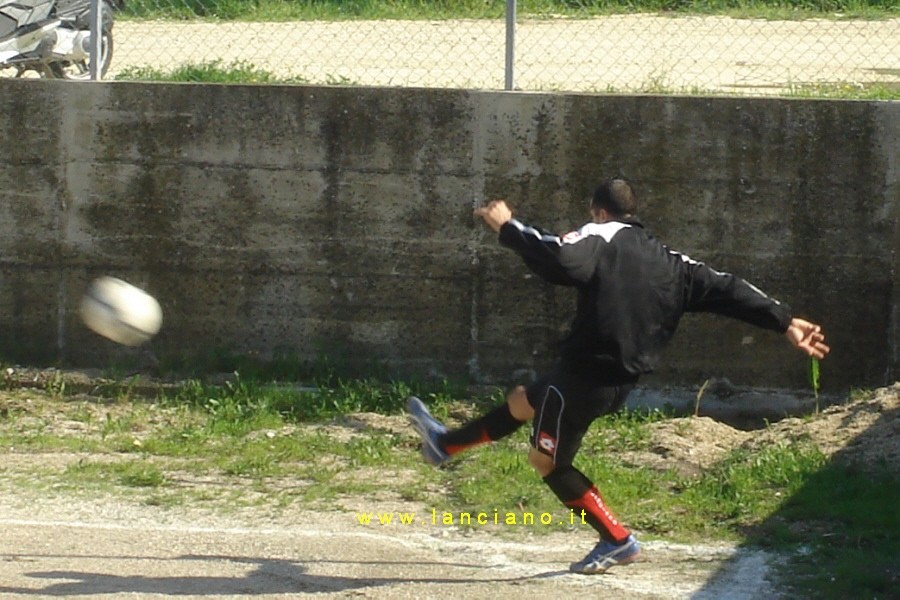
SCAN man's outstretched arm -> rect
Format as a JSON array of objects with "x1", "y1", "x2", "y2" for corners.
[
  {"x1": 785, "y1": 317, "x2": 830, "y2": 359},
  {"x1": 683, "y1": 260, "x2": 830, "y2": 360},
  {"x1": 474, "y1": 199, "x2": 586, "y2": 286}
]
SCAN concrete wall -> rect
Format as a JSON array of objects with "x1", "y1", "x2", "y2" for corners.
[{"x1": 0, "y1": 80, "x2": 896, "y2": 392}]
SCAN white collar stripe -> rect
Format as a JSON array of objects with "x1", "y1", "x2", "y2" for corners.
[
  {"x1": 510, "y1": 218, "x2": 562, "y2": 246},
  {"x1": 562, "y1": 221, "x2": 631, "y2": 245},
  {"x1": 510, "y1": 219, "x2": 631, "y2": 246}
]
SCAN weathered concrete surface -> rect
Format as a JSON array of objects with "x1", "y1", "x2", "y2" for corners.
[{"x1": 0, "y1": 80, "x2": 896, "y2": 392}]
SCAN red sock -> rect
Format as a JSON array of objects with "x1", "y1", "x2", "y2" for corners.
[
  {"x1": 565, "y1": 486, "x2": 630, "y2": 543},
  {"x1": 443, "y1": 429, "x2": 491, "y2": 455}
]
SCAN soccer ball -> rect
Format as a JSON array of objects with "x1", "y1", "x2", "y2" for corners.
[{"x1": 80, "y1": 276, "x2": 163, "y2": 346}]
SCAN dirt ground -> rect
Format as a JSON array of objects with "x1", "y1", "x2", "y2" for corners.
[
  {"x1": 110, "y1": 16, "x2": 900, "y2": 94},
  {"x1": 0, "y1": 497, "x2": 776, "y2": 599},
  {"x1": 0, "y1": 370, "x2": 897, "y2": 599}
]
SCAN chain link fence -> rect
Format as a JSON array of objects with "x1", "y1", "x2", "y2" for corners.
[{"x1": 103, "y1": 3, "x2": 900, "y2": 94}]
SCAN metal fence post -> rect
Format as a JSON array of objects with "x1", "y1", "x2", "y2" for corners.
[
  {"x1": 505, "y1": 0, "x2": 515, "y2": 90},
  {"x1": 89, "y1": 0, "x2": 102, "y2": 80}
]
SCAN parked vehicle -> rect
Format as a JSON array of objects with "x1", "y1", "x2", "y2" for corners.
[{"x1": 0, "y1": 0, "x2": 117, "y2": 79}]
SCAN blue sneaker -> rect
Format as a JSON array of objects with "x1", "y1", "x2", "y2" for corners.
[
  {"x1": 407, "y1": 396, "x2": 450, "y2": 466},
  {"x1": 569, "y1": 534, "x2": 640, "y2": 574}
]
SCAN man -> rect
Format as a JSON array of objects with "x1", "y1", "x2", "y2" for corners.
[{"x1": 408, "y1": 178, "x2": 830, "y2": 574}]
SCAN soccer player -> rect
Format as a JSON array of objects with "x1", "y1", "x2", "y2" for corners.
[{"x1": 409, "y1": 178, "x2": 830, "y2": 574}]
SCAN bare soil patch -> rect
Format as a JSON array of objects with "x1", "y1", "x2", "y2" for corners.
[{"x1": 751, "y1": 384, "x2": 900, "y2": 471}]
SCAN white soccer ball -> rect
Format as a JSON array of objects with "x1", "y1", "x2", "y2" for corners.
[{"x1": 80, "y1": 276, "x2": 163, "y2": 346}]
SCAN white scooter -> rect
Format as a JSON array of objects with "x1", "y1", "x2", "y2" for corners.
[{"x1": 0, "y1": 0, "x2": 116, "y2": 79}]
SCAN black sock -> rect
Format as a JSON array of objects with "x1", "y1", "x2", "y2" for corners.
[
  {"x1": 543, "y1": 465, "x2": 592, "y2": 501},
  {"x1": 544, "y1": 465, "x2": 631, "y2": 543}
]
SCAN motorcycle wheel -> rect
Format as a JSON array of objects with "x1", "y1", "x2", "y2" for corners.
[{"x1": 46, "y1": 26, "x2": 114, "y2": 80}]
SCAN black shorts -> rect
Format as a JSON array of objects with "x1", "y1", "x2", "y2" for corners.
[{"x1": 525, "y1": 364, "x2": 635, "y2": 467}]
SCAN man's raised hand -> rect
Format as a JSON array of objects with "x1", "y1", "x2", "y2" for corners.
[{"x1": 474, "y1": 199, "x2": 513, "y2": 233}]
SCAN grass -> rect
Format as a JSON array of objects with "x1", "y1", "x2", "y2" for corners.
[
  {"x1": 786, "y1": 81, "x2": 900, "y2": 100},
  {"x1": 66, "y1": 460, "x2": 168, "y2": 488},
  {"x1": 114, "y1": 61, "x2": 313, "y2": 84},
  {"x1": 159, "y1": 373, "x2": 429, "y2": 421},
  {"x1": 0, "y1": 373, "x2": 895, "y2": 597},
  {"x1": 113, "y1": 61, "x2": 900, "y2": 101},
  {"x1": 116, "y1": 0, "x2": 898, "y2": 21}
]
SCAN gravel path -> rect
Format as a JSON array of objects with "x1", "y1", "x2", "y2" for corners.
[{"x1": 111, "y1": 16, "x2": 900, "y2": 94}]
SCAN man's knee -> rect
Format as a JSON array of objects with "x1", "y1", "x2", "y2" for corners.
[
  {"x1": 507, "y1": 386, "x2": 534, "y2": 421},
  {"x1": 527, "y1": 447, "x2": 555, "y2": 477}
]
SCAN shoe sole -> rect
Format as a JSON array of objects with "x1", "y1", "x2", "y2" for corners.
[
  {"x1": 407, "y1": 397, "x2": 449, "y2": 466},
  {"x1": 407, "y1": 397, "x2": 434, "y2": 436}
]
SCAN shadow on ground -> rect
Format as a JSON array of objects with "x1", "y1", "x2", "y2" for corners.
[
  {"x1": 0, "y1": 553, "x2": 540, "y2": 596},
  {"x1": 692, "y1": 403, "x2": 900, "y2": 599}
]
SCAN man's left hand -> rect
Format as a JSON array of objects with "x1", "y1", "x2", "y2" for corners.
[{"x1": 785, "y1": 317, "x2": 830, "y2": 359}]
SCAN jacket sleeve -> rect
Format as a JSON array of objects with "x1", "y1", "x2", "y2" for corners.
[
  {"x1": 682, "y1": 257, "x2": 792, "y2": 333},
  {"x1": 497, "y1": 219, "x2": 596, "y2": 286}
]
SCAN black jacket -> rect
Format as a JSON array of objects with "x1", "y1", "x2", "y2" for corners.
[{"x1": 498, "y1": 217, "x2": 793, "y2": 383}]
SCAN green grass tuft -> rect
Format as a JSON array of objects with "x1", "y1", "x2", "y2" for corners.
[{"x1": 114, "y1": 60, "x2": 312, "y2": 84}]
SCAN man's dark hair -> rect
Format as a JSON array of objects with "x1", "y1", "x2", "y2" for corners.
[{"x1": 591, "y1": 178, "x2": 637, "y2": 217}]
